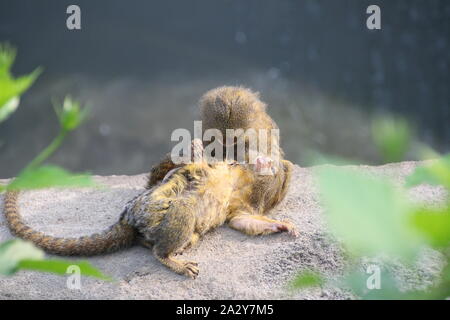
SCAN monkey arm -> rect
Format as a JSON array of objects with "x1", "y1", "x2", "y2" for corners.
[
  {"x1": 227, "y1": 210, "x2": 298, "y2": 237},
  {"x1": 174, "y1": 232, "x2": 200, "y2": 255},
  {"x1": 147, "y1": 139, "x2": 205, "y2": 189},
  {"x1": 154, "y1": 250, "x2": 199, "y2": 279},
  {"x1": 270, "y1": 159, "x2": 293, "y2": 208},
  {"x1": 146, "y1": 154, "x2": 180, "y2": 189},
  {"x1": 248, "y1": 159, "x2": 294, "y2": 215}
]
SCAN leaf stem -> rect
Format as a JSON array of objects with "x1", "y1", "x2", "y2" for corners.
[{"x1": 24, "y1": 129, "x2": 68, "y2": 171}]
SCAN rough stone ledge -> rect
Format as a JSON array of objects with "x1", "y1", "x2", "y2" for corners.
[{"x1": 0, "y1": 161, "x2": 446, "y2": 299}]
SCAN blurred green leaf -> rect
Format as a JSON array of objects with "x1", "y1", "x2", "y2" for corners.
[
  {"x1": 316, "y1": 166, "x2": 423, "y2": 259},
  {"x1": 53, "y1": 97, "x2": 89, "y2": 131},
  {"x1": 291, "y1": 270, "x2": 324, "y2": 289},
  {"x1": 0, "y1": 69, "x2": 41, "y2": 107},
  {"x1": 0, "y1": 240, "x2": 109, "y2": 280},
  {"x1": 0, "y1": 44, "x2": 108, "y2": 282},
  {"x1": 0, "y1": 43, "x2": 16, "y2": 77},
  {"x1": 18, "y1": 259, "x2": 111, "y2": 280},
  {"x1": 444, "y1": 264, "x2": 450, "y2": 283},
  {"x1": 0, "y1": 240, "x2": 44, "y2": 275},
  {"x1": 0, "y1": 43, "x2": 42, "y2": 123},
  {"x1": 304, "y1": 149, "x2": 359, "y2": 166},
  {"x1": 411, "y1": 207, "x2": 450, "y2": 248},
  {"x1": 405, "y1": 154, "x2": 450, "y2": 189},
  {"x1": 431, "y1": 264, "x2": 450, "y2": 299},
  {"x1": 372, "y1": 117, "x2": 411, "y2": 163},
  {"x1": 0, "y1": 96, "x2": 19, "y2": 123},
  {"x1": 342, "y1": 268, "x2": 417, "y2": 300},
  {"x1": 8, "y1": 165, "x2": 95, "y2": 190}
]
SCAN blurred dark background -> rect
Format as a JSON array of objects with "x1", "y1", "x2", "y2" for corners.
[{"x1": 0, "y1": 0, "x2": 449, "y2": 177}]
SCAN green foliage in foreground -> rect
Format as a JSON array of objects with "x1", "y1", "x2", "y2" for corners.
[
  {"x1": 317, "y1": 166, "x2": 422, "y2": 260},
  {"x1": 290, "y1": 270, "x2": 324, "y2": 289},
  {"x1": 0, "y1": 240, "x2": 109, "y2": 280},
  {"x1": 405, "y1": 154, "x2": 450, "y2": 189},
  {"x1": 0, "y1": 239, "x2": 43, "y2": 275},
  {"x1": 321, "y1": 162, "x2": 449, "y2": 298},
  {"x1": 371, "y1": 117, "x2": 412, "y2": 163},
  {"x1": 0, "y1": 43, "x2": 41, "y2": 123},
  {"x1": 0, "y1": 43, "x2": 106, "y2": 280},
  {"x1": 291, "y1": 132, "x2": 450, "y2": 299},
  {"x1": 6, "y1": 166, "x2": 93, "y2": 191}
]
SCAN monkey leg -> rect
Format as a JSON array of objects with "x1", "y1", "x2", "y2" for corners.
[
  {"x1": 149, "y1": 231, "x2": 201, "y2": 278},
  {"x1": 150, "y1": 200, "x2": 200, "y2": 278},
  {"x1": 153, "y1": 248, "x2": 199, "y2": 279},
  {"x1": 175, "y1": 233, "x2": 200, "y2": 255},
  {"x1": 139, "y1": 238, "x2": 153, "y2": 249},
  {"x1": 152, "y1": 227, "x2": 199, "y2": 278},
  {"x1": 228, "y1": 213, "x2": 298, "y2": 237}
]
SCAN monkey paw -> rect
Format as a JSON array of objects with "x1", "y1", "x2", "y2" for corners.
[
  {"x1": 255, "y1": 156, "x2": 275, "y2": 176},
  {"x1": 274, "y1": 220, "x2": 299, "y2": 237},
  {"x1": 181, "y1": 260, "x2": 199, "y2": 279}
]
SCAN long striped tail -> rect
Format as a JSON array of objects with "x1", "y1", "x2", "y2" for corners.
[{"x1": 3, "y1": 190, "x2": 136, "y2": 256}]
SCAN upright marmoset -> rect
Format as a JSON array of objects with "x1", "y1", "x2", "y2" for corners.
[
  {"x1": 148, "y1": 86, "x2": 293, "y2": 215},
  {"x1": 3, "y1": 140, "x2": 297, "y2": 279}
]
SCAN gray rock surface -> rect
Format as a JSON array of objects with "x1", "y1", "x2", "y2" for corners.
[{"x1": 0, "y1": 161, "x2": 446, "y2": 299}]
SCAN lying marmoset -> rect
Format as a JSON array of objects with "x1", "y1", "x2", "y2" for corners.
[
  {"x1": 4, "y1": 140, "x2": 297, "y2": 278},
  {"x1": 3, "y1": 86, "x2": 296, "y2": 278}
]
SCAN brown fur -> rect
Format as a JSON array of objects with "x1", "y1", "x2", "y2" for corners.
[
  {"x1": 132, "y1": 151, "x2": 296, "y2": 278},
  {"x1": 200, "y1": 85, "x2": 281, "y2": 161},
  {"x1": 148, "y1": 86, "x2": 293, "y2": 215},
  {"x1": 3, "y1": 87, "x2": 296, "y2": 279},
  {"x1": 3, "y1": 153, "x2": 296, "y2": 279}
]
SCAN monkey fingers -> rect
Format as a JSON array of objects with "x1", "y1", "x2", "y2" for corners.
[{"x1": 155, "y1": 252, "x2": 199, "y2": 279}]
